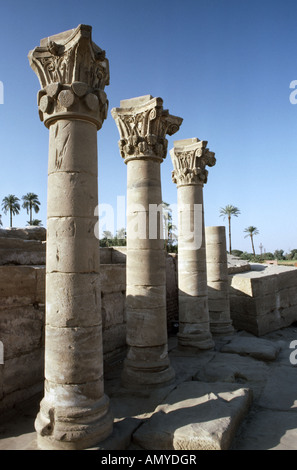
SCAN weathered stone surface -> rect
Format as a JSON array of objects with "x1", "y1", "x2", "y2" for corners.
[
  {"x1": 29, "y1": 24, "x2": 113, "y2": 449},
  {"x1": 101, "y1": 292, "x2": 125, "y2": 329},
  {"x1": 258, "y1": 364, "x2": 297, "y2": 410},
  {"x1": 111, "y1": 247, "x2": 126, "y2": 264},
  {"x1": 100, "y1": 247, "x2": 113, "y2": 264},
  {"x1": 0, "y1": 227, "x2": 46, "y2": 241},
  {"x1": 46, "y1": 217, "x2": 99, "y2": 273},
  {"x1": 103, "y1": 324, "x2": 127, "y2": 358},
  {"x1": 46, "y1": 272, "x2": 101, "y2": 327},
  {"x1": 227, "y1": 254, "x2": 251, "y2": 274},
  {"x1": 229, "y1": 264, "x2": 297, "y2": 335},
  {"x1": 0, "y1": 238, "x2": 46, "y2": 265},
  {"x1": 220, "y1": 334, "x2": 280, "y2": 361},
  {"x1": 0, "y1": 266, "x2": 45, "y2": 307},
  {"x1": 194, "y1": 352, "x2": 270, "y2": 400},
  {"x1": 44, "y1": 325, "x2": 104, "y2": 384},
  {"x1": 3, "y1": 350, "x2": 44, "y2": 396},
  {"x1": 234, "y1": 409, "x2": 297, "y2": 450},
  {"x1": 100, "y1": 264, "x2": 126, "y2": 294},
  {"x1": 0, "y1": 306, "x2": 44, "y2": 360},
  {"x1": 112, "y1": 95, "x2": 182, "y2": 389},
  {"x1": 206, "y1": 226, "x2": 234, "y2": 336},
  {"x1": 133, "y1": 381, "x2": 252, "y2": 450},
  {"x1": 170, "y1": 138, "x2": 215, "y2": 350}
]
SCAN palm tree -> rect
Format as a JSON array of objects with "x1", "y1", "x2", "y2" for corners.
[
  {"x1": 22, "y1": 193, "x2": 40, "y2": 225},
  {"x1": 0, "y1": 214, "x2": 2, "y2": 227},
  {"x1": 2, "y1": 195, "x2": 21, "y2": 228},
  {"x1": 244, "y1": 226, "x2": 259, "y2": 256},
  {"x1": 219, "y1": 205, "x2": 241, "y2": 253},
  {"x1": 27, "y1": 218, "x2": 43, "y2": 226}
]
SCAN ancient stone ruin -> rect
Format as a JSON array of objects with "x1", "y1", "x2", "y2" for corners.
[{"x1": 1, "y1": 24, "x2": 297, "y2": 451}]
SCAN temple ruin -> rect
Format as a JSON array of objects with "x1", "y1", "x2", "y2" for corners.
[{"x1": 1, "y1": 24, "x2": 297, "y2": 450}]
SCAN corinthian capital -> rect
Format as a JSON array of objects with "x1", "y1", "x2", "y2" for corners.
[
  {"x1": 28, "y1": 24, "x2": 109, "y2": 129},
  {"x1": 170, "y1": 138, "x2": 216, "y2": 187},
  {"x1": 111, "y1": 95, "x2": 183, "y2": 163}
]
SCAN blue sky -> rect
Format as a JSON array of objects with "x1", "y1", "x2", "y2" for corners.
[{"x1": 0, "y1": 0, "x2": 296, "y2": 254}]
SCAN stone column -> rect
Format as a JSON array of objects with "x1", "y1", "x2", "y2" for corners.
[
  {"x1": 111, "y1": 95, "x2": 182, "y2": 389},
  {"x1": 170, "y1": 138, "x2": 216, "y2": 350},
  {"x1": 205, "y1": 226, "x2": 234, "y2": 335},
  {"x1": 28, "y1": 25, "x2": 113, "y2": 450}
]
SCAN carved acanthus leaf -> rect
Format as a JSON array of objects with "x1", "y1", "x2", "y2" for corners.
[
  {"x1": 29, "y1": 25, "x2": 109, "y2": 129},
  {"x1": 170, "y1": 139, "x2": 216, "y2": 186},
  {"x1": 111, "y1": 96, "x2": 183, "y2": 162}
]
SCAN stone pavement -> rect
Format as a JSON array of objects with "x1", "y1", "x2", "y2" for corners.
[{"x1": 1, "y1": 325, "x2": 297, "y2": 450}]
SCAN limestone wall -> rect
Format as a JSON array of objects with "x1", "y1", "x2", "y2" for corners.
[
  {"x1": 0, "y1": 265, "x2": 45, "y2": 414},
  {"x1": 2, "y1": 235, "x2": 297, "y2": 412},
  {"x1": 0, "y1": 245, "x2": 178, "y2": 413},
  {"x1": 229, "y1": 264, "x2": 297, "y2": 336},
  {"x1": 0, "y1": 228, "x2": 46, "y2": 266}
]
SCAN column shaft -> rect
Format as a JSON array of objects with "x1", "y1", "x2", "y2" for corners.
[
  {"x1": 112, "y1": 95, "x2": 182, "y2": 389},
  {"x1": 205, "y1": 226, "x2": 234, "y2": 335},
  {"x1": 177, "y1": 184, "x2": 214, "y2": 349},
  {"x1": 170, "y1": 138, "x2": 216, "y2": 350},
  {"x1": 29, "y1": 24, "x2": 113, "y2": 450},
  {"x1": 124, "y1": 159, "x2": 173, "y2": 387}
]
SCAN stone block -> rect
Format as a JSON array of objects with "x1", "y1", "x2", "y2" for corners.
[
  {"x1": 178, "y1": 271, "x2": 207, "y2": 297},
  {"x1": 102, "y1": 324, "x2": 127, "y2": 356},
  {"x1": 46, "y1": 272, "x2": 101, "y2": 327},
  {"x1": 0, "y1": 266, "x2": 37, "y2": 308},
  {"x1": 277, "y1": 269, "x2": 297, "y2": 290},
  {"x1": 44, "y1": 325, "x2": 103, "y2": 384},
  {"x1": 47, "y1": 172, "x2": 98, "y2": 218},
  {"x1": 220, "y1": 335, "x2": 280, "y2": 361},
  {"x1": 206, "y1": 262, "x2": 229, "y2": 282},
  {"x1": 0, "y1": 238, "x2": 46, "y2": 266},
  {"x1": 100, "y1": 265, "x2": 126, "y2": 294},
  {"x1": 229, "y1": 275, "x2": 253, "y2": 297},
  {"x1": 44, "y1": 378, "x2": 104, "y2": 408},
  {"x1": 125, "y1": 307, "x2": 168, "y2": 347},
  {"x1": 178, "y1": 295, "x2": 209, "y2": 323},
  {"x1": 99, "y1": 247, "x2": 112, "y2": 264},
  {"x1": 0, "y1": 305, "x2": 44, "y2": 360},
  {"x1": 126, "y1": 285, "x2": 165, "y2": 310},
  {"x1": 229, "y1": 266, "x2": 297, "y2": 335},
  {"x1": 35, "y1": 267, "x2": 45, "y2": 304},
  {"x1": 46, "y1": 216, "x2": 99, "y2": 273},
  {"x1": 101, "y1": 292, "x2": 125, "y2": 329},
  {"x1": 127, "y1": 260, "x2": 166, "y2": 287},
  {"x1": 133, "y1": 381, "x2": 252, "y2": 450},
  {"x1": 0, "y1": 227, "x2": 46, "y2": 241},
  {"x1": 258, "y1": 364, "x2": 297, "y2": 411},
  {"x1": 3, "y1": 350, "x2": 44, "y2": 395},
  {"x1": 111, "y1": 248, "x2": 127, "y2": 264},
  {"x1": 48, "y1": 119, "x2": 98, "y2": 176},
  {"x1": 208, "y1": 297, "x2": 230, "y2": 312}
]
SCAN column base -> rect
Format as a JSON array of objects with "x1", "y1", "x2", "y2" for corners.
[
  {"x1": 177, "y1": 331, "x2": 214, "y2": 350},
  {"x1": 210, "y1": 322, "x2": 235, "y2": 336},
  {"x1": 35, "y1": 394, "x2": 113, "y2": 450},
  {"x1": 121, "y1": 358, "x2": 176, "y2": 391}
]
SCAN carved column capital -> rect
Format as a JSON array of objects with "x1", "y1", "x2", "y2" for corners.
[
  {"x1": 170, "y1": 138, "x2": 216, "y2": 187},
  {"x1": 28, "y1": 24, "x2": 109, "y2": 129},
  {"x1": 111, "y1": 95, "x2": 183, "y2": 163}
]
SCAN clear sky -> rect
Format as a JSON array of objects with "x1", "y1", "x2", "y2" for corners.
[{"x1": 0, "y1": 0, "x2": 296, "y2": 254}]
